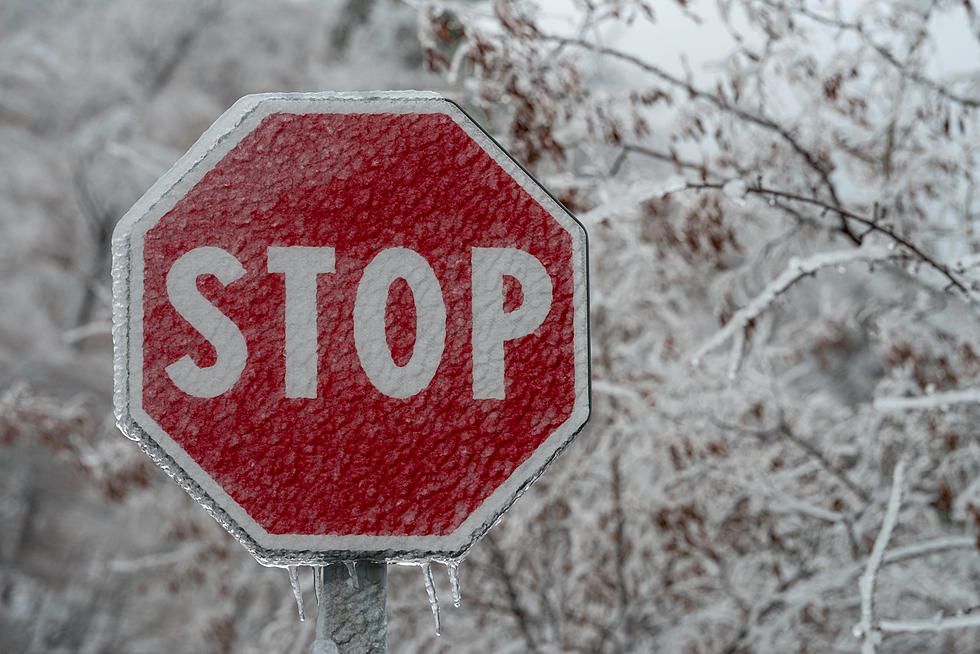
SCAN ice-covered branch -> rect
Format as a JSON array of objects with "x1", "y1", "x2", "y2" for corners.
[
  {"x1": 882, "y1": 536, "x2": 977, "y2": 566},
  {"x1": 856, "y1": 458, "x2": 907, "y2": 654},
  {"x1": 953, "y1": 253, "x2": 980, "y2": 274},
  {"x1": 713, "y1": 418, "x2": 871, "y2": 502},
  {"x1": 874, "y1": 388, "x2": 980, "y2": 412},
  {"x1": 879, "y1": 612, "x2": 980, "y2": 634},
  {"x1": 775, "y1": 535, "x2": 976, "y2": 613},
  {"x1": 784, "y1": 1, "x2": 980, "y2": 108},
  {"x1": 680, "y1": 182, "x2": 973, "y2": 298},
  {"x1": 773, "y1": 492, "x2": 845, "y2": 524},
  {"x1": 691, "y1": 246, "x2": 897, "y2": 367},
  {"x1": 542, "y1": 34, "x2": 859, "y2": 241},
  {"x1": 578, "y1": 177, "x2": 686, "y2": 225},
  {"x1": 610, "y1": 144, "x2": 717, "y2": 178},
  {"x1": 108, "y1": 544, "x2": 208, "y2": 573}
]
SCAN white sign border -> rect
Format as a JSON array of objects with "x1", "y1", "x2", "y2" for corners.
[{"x1": 112, "y1": 91, "x2": 591, "y2": 566}]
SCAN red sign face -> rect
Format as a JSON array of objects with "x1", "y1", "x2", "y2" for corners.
[{"x1": 112, "y1": 93, "x2": 590, "y2": 564}]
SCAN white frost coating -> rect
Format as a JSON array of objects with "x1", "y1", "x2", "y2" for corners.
[
  {"x1": 873, "y1": 388, "x2": 980, "y2": 412},
  {"x1": 952, "y1": 252, "x2": 980, "y2": 273},
  {"x1": 879, "y1": 613, "x2": 980, "y2": 633},
  {"x1": 353, "y1": 248, "x2": 447, "y2": 399},
  {"x1": 726, "y1": 325, "x2": 745, "y2": 380},
  {"x1": 722, "y1": 178, "x2": 749, "y2": 202},
  {"x1": 882, "y1": 536, "x2": 976, "y2": 565},
  {"x1": 855, "y1": 458, "x2": 907, "y2": 654},
  {"x1": 953, "y1": 477, "x2": 980, "y2": 521},
  {"x1": 778, "y1": 536, "x2": 977, "y2": 610},
  {"x1": 267, "y1": 246, "x2": 336, "y2": 399},
  {"x1": 765, "y1": 487, "x2": 844, "y2": 523},
  {"x1": 447, "y1": 40, "x2": 474, "y2": 86},
  {"x1": 691, "y1": 246, "x2": 897, "y2": 366},
  {"x1": 421, "y1": 562, "x2": 441, "y2": 636},
  {"x1": 164, "y1": 247, "x2": 247, "y2": 398},
  {"x1": 111, "y1": 204, "x2": 133, "y2": 427},
  {"x1": 472, "y1": 247, "x2": 553, "y2": 399},
  {"x1": 578, "y1": 176, "x2": 687, "y2": 224}
]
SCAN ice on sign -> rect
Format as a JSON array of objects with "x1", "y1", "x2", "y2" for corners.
[{"x1": 112, "y1": 92, "x2": 590, "y2": 565}]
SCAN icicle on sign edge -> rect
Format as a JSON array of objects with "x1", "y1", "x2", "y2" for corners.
[
  {"x1": 286, "y1": 560, "x2": 460, "y2": 633},
  {"x1": 110, "y1": 91, "x2": 592, "y2": 567}
]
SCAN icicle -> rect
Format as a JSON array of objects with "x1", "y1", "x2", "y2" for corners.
[
  {"x1": 344, "y1": 560, "x2": 360, "y2": 589},
  {"x1": 421, "y1": 562, "x2": 441, "y2": 636},
  {"x1": 313, "y1": 565, "x2": 323, "y2": 606},
  {"x1": 447, "y1": 561, "x2": 461, "y2": 608},
  {"x1": 287, "y1": 566, "x2": 305, "y2": 621}
]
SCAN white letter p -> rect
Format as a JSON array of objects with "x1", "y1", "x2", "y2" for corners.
[{"x1": 471, "y1": 247, "x2": 552, "y2": 399}]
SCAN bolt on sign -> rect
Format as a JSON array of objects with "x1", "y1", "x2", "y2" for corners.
[{"x1": 112, "y1": 92, "x2": 591, "y2": 565}]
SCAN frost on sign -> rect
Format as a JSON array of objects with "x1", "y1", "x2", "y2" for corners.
[{"x1": 111, "y1": 92, "x2": 590, "y2": 565}]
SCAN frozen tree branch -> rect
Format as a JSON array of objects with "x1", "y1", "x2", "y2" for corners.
[
  {"x1": 692, "y1": 246, "x2": 899, "y2": 367},
  {"x1": 856, "y1": 457, "x2": 907, "y2": 654},
  {"x1": 778, "y1": 536, "x2": 978, "y2": 607},
  {"x1": 541, "y1": 34, "x2": 862, "y2": 242},
  {"x1": 723, "y1": 535, "x2": 980, "y2": 651},
  {"x1": 578, "y1": 177, "x2": 687, "y2": 224},
  {"x1": 882, "y1": 536, "x2": 978, "y2": 566},
  {"x1": 782, "y1": 1, "x2": 980, "y2": 108},
  {"x1": 771, "y1": 490, "x2": 846, "y2": 524},
  {"x1": 610, "y1": 144, "x2": 716, "y2": 178},
  {"x1": 485, "y1": 533, "x2": 541, "y2": 654},
  {"x1": 610, "y1": 456, "x2": 634, "y2": 651},
  {"x1": 879, "y1": 613, "x2": 980, "y2": 633},
  {"x1": 680, "y1": 182, "x2": 973, "y2": 298},
  {"x1": 953, "y1": 253, "x2": 980, "y2": 273},
  {"x1": 713, "y1": 418, "x2": 871, "y2": 502},
  {"x1": 108, "y1": 544, "x2": 209, "y2": 573},
  {"x1": 873, "y1": 388, "x2": 980, "y2": 412}
]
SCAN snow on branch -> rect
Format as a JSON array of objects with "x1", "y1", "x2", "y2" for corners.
[
  {"x1": 578, "y1": 177, "x2": 687, "y2": 225},
  {"x1": 677, "y1": 182, "x2": 975, "y2": 299},
  {"x1": 544, "y1": 35, "x2": 856, "y2": 236},
  {"x1": 882, "y1": 536, "x2": 977, "y2": 566},
  {"x1": 691, "y1": 246, "x2": 898, "y2": 370},
  {"x1": 879, "y1": 613, "x2": 980, "y2": 634},
  {"x1": 953, "y1": 253, "x2": 980, "y2": 274},
  {"x1": 792, "y1": 3, "x2": 980, "y2": 109},
  {"x1": 855, "y1": 458, "x2": 907, "y2": 654},
  {"x1": 779, "y1": 536, "x2": 977, "y2": 610},
  {"x1": 873, "y1": 388, "x2": 980, "y2": 412}
]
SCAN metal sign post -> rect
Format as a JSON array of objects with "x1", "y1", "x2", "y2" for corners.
[{"x1": 311, "y1": 562, "x2": 387, "y2": 654}]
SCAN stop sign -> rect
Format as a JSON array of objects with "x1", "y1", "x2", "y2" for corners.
[{"x1": 112, "y1": 92, "x2": 590, "y2": 565}]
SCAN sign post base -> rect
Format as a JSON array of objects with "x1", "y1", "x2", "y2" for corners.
[{"x1": 311, "y1": 562, "x2": 387, "y2": 654}]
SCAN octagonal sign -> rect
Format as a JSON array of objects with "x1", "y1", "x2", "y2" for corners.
[{"x1": 112, "y1": 92, "x2": 590, "y2": 565}]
